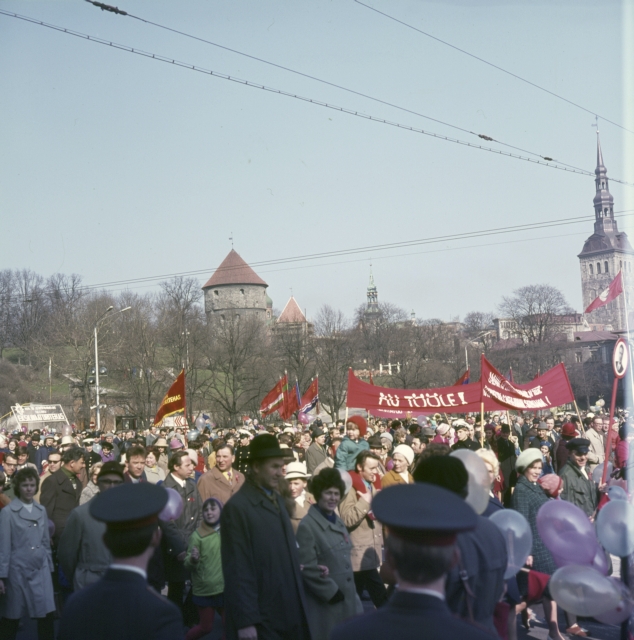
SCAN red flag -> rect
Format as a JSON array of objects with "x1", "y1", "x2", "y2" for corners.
[
  {"x1": 585, "y1": 270, "x2": 623, "y2": 313},
  {"x1": 454, "y1": 368, "x2": 471, "y2": 386},
  {"x1": 279, "y1": 381, "x2": 301, "y2": 420},
  {"x1": 260, "y1": 375, "x2": 287, "y2": 417},
  {"x1": 154, "y1": 369, "x2": 186, "y2": 426}
]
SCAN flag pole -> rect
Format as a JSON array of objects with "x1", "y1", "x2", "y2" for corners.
[
  {"x1": 480, "y1": 402, "x2": 485, "y2": 448},
  {"x1": 621, "y1": 270, "x2": 634, "y2": 405}
]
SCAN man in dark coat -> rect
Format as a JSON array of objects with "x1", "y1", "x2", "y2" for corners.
[
  {"x1": 554, "y1": 422, "x2": 577, "y2": 473},
  {"x1": 233, "y1": 430, "x2": 251, "y2": 475},
  {"x1": 58, "y1": 483, "x2": 183, "y2": 640},
  {"x1": 451, "y1": 422, "x2": 481, "y2": 452},
  {"x1": 413, "y1": 455, "x2": 506, "y2": 635},
  {"x1": 559, "y1": 438, "x2": 599, "y2": 518},
  {"x1": 162, "y1": 450, "x2": 202, "y2": 613},
  {"x1": 305, "y1": 427, "x2": 328, "y2": 475},
  {"x1": 221, "y1": 434, "x2": 311, "y2": 640},
  {"x1": 331, "y1": 483, "x2": 492, "y2": 640},
  {"x1": 40, "y1": 445, "x2": 85, "y2": 545}
]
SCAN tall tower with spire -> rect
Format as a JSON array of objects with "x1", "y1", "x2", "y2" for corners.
[
  {"x1": 578, "y1": 133, "x2": 634, "y2": 331},
  {"x1": 365, "y1": 267, "x2": 380, "y2": 319}
]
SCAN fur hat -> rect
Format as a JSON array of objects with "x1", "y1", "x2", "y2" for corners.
[{"x1": 515, "y1": 448, "x2": 543, "y2": 474}]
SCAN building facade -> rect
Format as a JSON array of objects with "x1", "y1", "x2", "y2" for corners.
[{"x1": 578, "y1": 134, "x2": 634, "y2": 331}]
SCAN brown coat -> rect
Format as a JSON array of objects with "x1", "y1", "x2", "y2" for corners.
[
  {"x1": 197, "y1": 466, "x2": 244, "y2": 505},
  {"x1": 380, "y1": 470, "x2": 413, "y2": 488},
  {"x1": 338, "y1": 481, "x2": 383, "y2": 572}
]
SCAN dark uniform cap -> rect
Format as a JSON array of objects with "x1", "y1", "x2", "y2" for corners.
[
  {"x1": 90, "y1": 483, "x2": 168, "y2": 531},
  {"x1": 566, "y1": 437, "x2": 591, "y2": 454},
  {"x1": 373, "y1": 483, "x2": 478, "y2": 546},
  {"x1": 246, "y1": 434, "x2": 288, "y2": 461},
  {"x1": 311, "y1": 427, "x2": 326, "y2": 439}
]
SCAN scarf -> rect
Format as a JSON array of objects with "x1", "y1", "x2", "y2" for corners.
[
  {"x1": 196, "y1": 522, "x2": 220, "y2": 538},
  {"x1": 349, "y1": 470, "x2": 381, "y2": 521}
]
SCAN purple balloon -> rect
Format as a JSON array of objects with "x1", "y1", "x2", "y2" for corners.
[
  {"x1": 595, "y1": 578, "x2": 634, "y2": 625},
  {"x1": 159, "y1": 487, "x2": 184, "y2": 522},
  {"x1": 298, "y1": 413, "x2": 310, "y2": 425},
  {"x1": 48, "y1": 519, "x2": 55, "y2": 539},
  {"x1": 537, "y1": 500, "x2": 598, "y2": 566},
  {"x1": 590, "y1": 545, "x2": 611, "y2": 576}
]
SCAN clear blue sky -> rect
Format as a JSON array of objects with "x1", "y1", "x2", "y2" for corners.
[{"x1": 1, "y1": 0, "x2": 632, "y2": 321}]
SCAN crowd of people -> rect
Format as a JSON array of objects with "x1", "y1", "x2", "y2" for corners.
[{"x1": 0, "y1": 405, "x2": 630, "y2": 639}]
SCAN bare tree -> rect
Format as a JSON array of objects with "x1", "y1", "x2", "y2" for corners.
[
  {"x1": 272, "y1": 324, "x2": 317, "y2": 394},
  {"x1": 313, "y1": 306, "x2": 354, "y2": 421},
  {"x1": 354, "y1": 302, "x2": 409, "y2": 369},
  {"x1": 0, "y1": 270, "x2": 16, "y2": 359},
  {"x1": 499, "y1": 284, "x2": 574, "y2": 344}
]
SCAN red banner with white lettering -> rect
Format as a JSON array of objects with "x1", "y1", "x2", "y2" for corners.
[
  {"x1": 480, "y1": 355, "x2": 574, "y2": 410},
  {"x1": 154, "y1": 369, "x2": 186, "y2": 426},
  {"x1": 346, "y1": 369, "x2": 488, "y2": 416}
]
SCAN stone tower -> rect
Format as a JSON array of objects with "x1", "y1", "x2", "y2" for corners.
[
  {"x1": 578, "y1": 134, "x2": 634, "y2": 331},
  {"x1": 202, "y1": 249, "x2": 270, "y2": 319}
]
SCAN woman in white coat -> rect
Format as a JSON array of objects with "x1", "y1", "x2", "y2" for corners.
[
  {"x1": 296, "y1": 467, "x2": 363, "y2": 640},
  {"x1": 0, "y1": 467, "x2": 56, "y2": 640}
]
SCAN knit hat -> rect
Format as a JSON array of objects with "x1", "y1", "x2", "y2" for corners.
[
  {"x1": 413, "y1": 456, "x2": 468, "y2": 498},
  {"x1": 538, "y1": 474, "x2": 563, "y2": 499},
  {"x1": 347, "y1": 416, "x2": 367, "y2": 437},
  {"x1": 515, "y1": 448, "x2": 543, "y2": 473},
  {"x1": 435, "y1": 423, "x2": 450, "y2": 436},
  {"x1": 380, "y1": 432, "x2": 393, "y2": 443},
  {"x1": 393, "y1": 444, "x2": 415, "y2": 466}
]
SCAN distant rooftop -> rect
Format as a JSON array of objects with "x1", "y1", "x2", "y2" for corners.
[
  {"x1": 277, "y1": 296, "x2": 307, "y2": 323},
  {"x1": 202, "y1": 249, "x2": 268, "y2": 288}
]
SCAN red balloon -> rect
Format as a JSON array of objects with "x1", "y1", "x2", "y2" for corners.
[{"x1": 159, "y1": 487, "x2": 184, "y2": 521}]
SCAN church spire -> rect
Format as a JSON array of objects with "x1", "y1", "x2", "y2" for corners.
[
  {"x1": 366, "y1": 266, "x2": 379, "y2": 315},
  {"x1": 592, "y1": 131, "x2": 616, "y2": 236}
]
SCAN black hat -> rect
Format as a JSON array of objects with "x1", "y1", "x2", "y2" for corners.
[
  {"x1": 246, "y1": 434, "x2": 288, "y2": 461},
  {"x1": 311, "y1": 427, "x2": 326, "y2": 439},
  {"x1": 313, "y1": 418, "x2": 323, "y2": 428},
  {"x1": 98, "y1": 461, "x2": 125, "y2": 481},
  {"x1": 90, "y1": 483, "x2": 168, "y2": 530},
  {"x1": 101, "y1": 441, "x2": 114, "y2": 450},
  {"x1": 367, "y1": 434, "x2": 383, "y2": 449},
  {"x1": 373, "y1": 483, "x2": 477, "y2": 546},
  {"x1": 566, "y1": 437, "x2": 591, "y2": 455}
]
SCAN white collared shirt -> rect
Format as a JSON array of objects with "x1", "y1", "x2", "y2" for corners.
[
  {"x1": 170, "y1": 473, "x2": 186, "y2": 488},
  {"x1": 397, "y1": 586, "x2": 445, "y2": 600},
  {"x1": 110, "y1": 564, "x2": 147, "y2": 580}
]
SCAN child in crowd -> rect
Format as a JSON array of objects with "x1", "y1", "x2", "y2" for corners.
[{"x1": 184, "y1": 498, "x2": 224, "y2": 640}]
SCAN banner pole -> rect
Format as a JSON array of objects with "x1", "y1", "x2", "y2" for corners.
[
  {"x1": 480, "y1": 401, "x2": 485, "y2": 448},
  {"x1": 601, "y1": 375, "x2": 618, "y2": 486}
]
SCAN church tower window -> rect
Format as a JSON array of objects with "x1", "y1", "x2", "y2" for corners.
[
  {"x1": 597, "y1": 262, "x2": 601, "y2": 274},
  {"x1": 589, "y1": 263, "x2": 593, "y2": 275},
  {"x1": 605, "y1": 261, "x2": 609, "y2": 274}
]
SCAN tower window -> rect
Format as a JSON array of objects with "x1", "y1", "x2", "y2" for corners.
[
  {"x1": 240, "y1": 289, "x2": 245, "y2": 295},
  {"x1": 620, "y1": 261, "x2": 623, "y2": 270},
  {"x1": 597, "y1": 262, "x2": 601, "y2": 274},
  {"x1": 589, "y1": 264, "x2": 594, "y2": 275},
  {"x1": 214, "y1": 290, "x2": 219, "y2": 296},
  {"x1": 605, "y1": 261, "x2": 609, "y2": 274}
]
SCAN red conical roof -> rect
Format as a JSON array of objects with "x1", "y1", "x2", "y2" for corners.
[
  {"x1": 202, "y1": 250, "x2": 268, "y2": 288},
  {"x1": 277, "y1": 296, "x2": 306, "y2": 323}
]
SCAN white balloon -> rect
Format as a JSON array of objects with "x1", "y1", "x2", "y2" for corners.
[
  {"x1": 550, "y1": 565, "x2": 621, "y2": 617},
  {"x1": 597, "y1": 499, "x2": 634, "y2": 557},
  {"x1": 607, "y1": 486, "x2": 628, "y2": 502},
  {"x1": 490, "y1": 509, "x2": 533, "y2": 579},
  {"x1": 450, "y1": 449, "x2": 490, "y2": 515}
]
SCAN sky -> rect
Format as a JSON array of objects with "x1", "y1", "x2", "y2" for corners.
[{"x1": 1, "y1": 0, "x2": 632, "y2": 322}]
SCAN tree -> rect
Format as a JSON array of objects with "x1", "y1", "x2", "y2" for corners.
[
  {"x1": 354, "y1": 302, "x2": 409, "y2": 369},
  {"x1": 0, "y1": 270, "x2": 16, "y2": 359},
  {"x1": 272, "y1": 323, "x2": 317, "y2": 395},
  {"x1": 499, "y1": 284, "x2": 574, "y2": 344},
  {"x1": 313, "y1": 306, "x2": 354, "y2": 421}
]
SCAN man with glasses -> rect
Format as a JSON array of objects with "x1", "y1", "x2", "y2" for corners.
[
  {"x1": 1, "y1": 454, "x2": 18, "y2": 501},
  {"x1": 58, "y1": 462, "x2": 124, "y2": 591},
  {"x1": 35, "y1": 451, "x2": 62, "y2": 502}
]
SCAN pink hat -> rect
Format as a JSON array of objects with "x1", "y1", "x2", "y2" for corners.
[
  {"x1": 170, "y1": 438, "x2": 184, "y2": 450},
  {"x1": 435, "y1": 423, "x2": 450, "y2": 436},
  {"x1": 538, "y1": 474, "x2": 563, "y2": 499}
]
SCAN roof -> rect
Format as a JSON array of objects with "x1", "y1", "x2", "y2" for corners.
[
  {"x1": 277, "y1": 296, "x2": 307, "y2": 323},
  {"x1": 202, "y1": 250, "x2": 268, "y2": 289},
  {"x1": 573, "y1": 331, "x2": 618, "y2": 343}
]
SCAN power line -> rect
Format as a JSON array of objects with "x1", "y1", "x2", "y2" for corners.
[
  {"x1": 354, "y1": 0, "x2": 634, "y2": 136},
  {"x1": 5, "y1": 206, "x2": 634, "y2": 302},
  {"x1": 4, "y1": 10, "x2": 632, "y2": 186},
  {"x1": 83, "y1": 0, "x2": 586, "y2": 172}
]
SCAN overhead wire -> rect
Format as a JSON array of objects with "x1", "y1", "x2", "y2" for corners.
[
  {"x1": 4, "y1": 207, "x2": 634, "y2": 302},
  {"x1": 3, "y1": 10, "x2": 632, "y2": 186},
  {"x1": 83, "y1": 0, "x2": 585, "y2": 172},
  {"x1": 354, "y1": 0, "x2": 634, "y2": 135}
]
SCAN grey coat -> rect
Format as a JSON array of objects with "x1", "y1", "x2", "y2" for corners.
[
  {"x1": 305, "y1": 443, "x2": 328, "y2": 475},
  {"x1": 511, "y1": 475, "x2": 557, "y2": 575},
  {"x1": 296, "y1": 505, "x2": 362, "y2": 640},
  {"x1": 0, "y1": 499, "x2": 55, "y2": 619},
  {"x1": 57, "y1": 501, "x2": 112, "y2": 591},
  {"x1": 221, "y1": 479, "x2": 311, "y2": 640}
]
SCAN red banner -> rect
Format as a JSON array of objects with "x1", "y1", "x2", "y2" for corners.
[
  {"x1": 260, "y1": 376, "x2": 287, "y2": 417},
  {"x1": 346, "y1": 369, "x2": 487, "y2": 416},
  {"x1": 154, "y1": 369, "x2": 186, "y2": 426},
  {"x1": 480, "y1": 355, "x2": 574, "y2": 410}
]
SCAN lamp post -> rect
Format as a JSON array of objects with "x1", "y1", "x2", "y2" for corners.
[{"x1": 94, "y1": 305, "x2": 131, "y2": 431}]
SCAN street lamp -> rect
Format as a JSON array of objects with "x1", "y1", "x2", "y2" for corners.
[{"x1": 94, "y1": 305, "x2": 131, "y2": 431}]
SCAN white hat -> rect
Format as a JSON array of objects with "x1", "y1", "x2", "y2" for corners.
[
  {"x1": 186, "y1": 448, "x2": 198, "y2": 465},
  {"x1": 452, "y1": 419, "x2": 469, "y2": 429},
  {"x1": 380, "y1": 432, "x2": 393, "y2": 443},
  {"x1": 586, "y1": 413, "x2": 595, "y2": 419},
  {"x1": 283, "y1": 427, "x2": 295, "y2": 434},
  {"x1": 238, "y1": 429, "x2": 251, "y2": 437},
  {"x1": 515, "y1": 448, "x2": 543, "y2": 474},
  {"x1": 60, "y1": 435, "x2": 75, "y2": 446},
  {"x1": 393, "y1": 444, "x2": 415, "y2": 466},
  {"x1": 285, "y1": 461, "x2": 309, "y2": 480}
]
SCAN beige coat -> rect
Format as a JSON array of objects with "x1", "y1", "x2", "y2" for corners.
[
  {"x1": 289, "y1": 492, "x2": 315, "y2": 534},
  {"x1": 197, "y1": 466, "x2": 245, "y2": 505},
  {"x1": 380, "y1": 469, "x2": 413, "y2": 488},
  {"x1": 296, "y1": 505, "x2": 363, "y2": 640},
  {"x1": 338, "y1": 481, "x2": 383, "y2": 572},
  {"x1": 586, "y1": 427, "x2": 606, "y2": 472}
]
